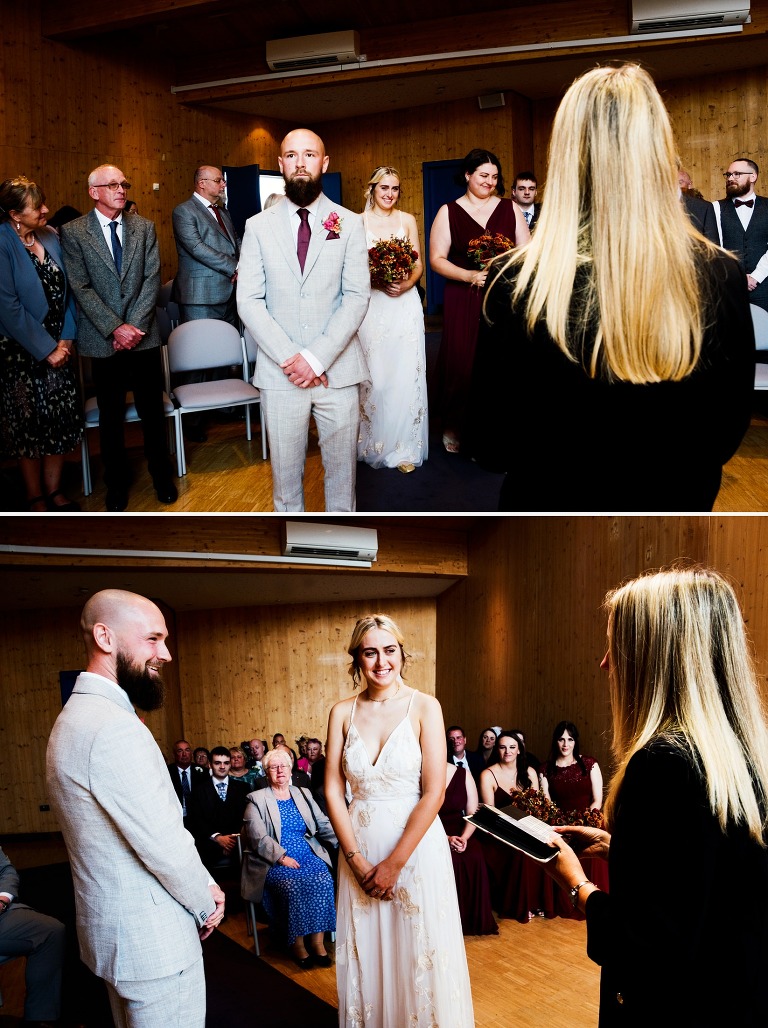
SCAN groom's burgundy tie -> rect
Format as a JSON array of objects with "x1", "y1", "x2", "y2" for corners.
[{"x1": 297, "y1": 208, "x2": 311, "y2": 272}]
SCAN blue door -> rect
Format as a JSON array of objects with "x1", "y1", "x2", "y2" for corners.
[{"x1": 422, "y1": 159, "x2": 463, "y2": 314}]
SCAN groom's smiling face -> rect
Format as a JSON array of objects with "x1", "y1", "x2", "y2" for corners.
[{"x1": 279, "y1": 129, "x2": 330, "y2": 206}]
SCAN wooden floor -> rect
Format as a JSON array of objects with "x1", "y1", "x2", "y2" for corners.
[
  {"x1": 3, "y1": 410, "x2": 768, "y2": 514},
  {"x1": 0, "y1": 835, "x2": 600, "y2": 1027}
]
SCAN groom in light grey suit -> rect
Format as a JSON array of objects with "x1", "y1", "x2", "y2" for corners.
[
  {"x1": 238, "y1": 128, "x2": 370, "y2": 511},
  {"x1": 46, "y1": 589, "x2": 225, "y2": 1028}
]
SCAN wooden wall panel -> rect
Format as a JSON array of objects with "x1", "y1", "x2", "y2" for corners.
[
  {"x1": 1, "y1": 1, "x2": 289, "y2": 281},
  {"x1": 436, "y1": 516, "x2": 724, "y2": 778},
  {"x1": 175, "y1": 598, "x2": 437, "y2": 754}
]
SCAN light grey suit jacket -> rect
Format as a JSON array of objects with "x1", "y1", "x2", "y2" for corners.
[
  {"x1": 237, "y1": 193, "x2": 370, "y2": 390},
  {"x1": 240, "y1": 785, "x2": 337, "y2": 903},
  {"x1": 172, "y1": 197, "x2": 239, "y2": 305},
  {"x1": 61, "y1": 210, "x2": 161, "y2": 358},
  {"x1": 46, "y1": 673, "x2": 214, "y2": 985}
]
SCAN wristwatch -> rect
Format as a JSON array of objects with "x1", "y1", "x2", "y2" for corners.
[{"x1": 569, "y1": 880, "x2": 593, "y2": 908}]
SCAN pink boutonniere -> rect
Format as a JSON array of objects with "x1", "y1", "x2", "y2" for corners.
[{"x1": 323, "y1": 212, "x2": 343, "y2": 239}]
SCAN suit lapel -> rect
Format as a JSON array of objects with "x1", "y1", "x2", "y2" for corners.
[
  {"x1": 120, "y1": 214, "x2": 138, "y2": 281},
  {"x1": 273, "y1": 203, "x2": 303, "y2": 284},
  {"x1": 264, "y1": 789, "x2": 282, "y2": 840},
  {"x1": 86, "y1": 210, "x2": 120, "y2": 279},
  {"x1": 302, "y1": 194, "x2": 333, "y2": 279}
]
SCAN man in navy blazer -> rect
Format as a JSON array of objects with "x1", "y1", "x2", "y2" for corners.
[
  {"x1": 716, "y1": 157, "x2": 768, "y2": 312},
  {"x1": 61, "y1": 164, "x2": 177, "y2": 511},
  {"x1": 172, "y1": 166, "x2": 240, "y2": 327}
]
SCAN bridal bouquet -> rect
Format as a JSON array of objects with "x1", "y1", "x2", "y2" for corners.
[
  {"x1": 368, "y1": 236, "x2": 419, "y2": 287},
  {"x1": 510, "y1": 788, "x2": 605, "y2": 829},
  {"x1": 467, "y1": 232, "x2": 514, "y2": 267}
]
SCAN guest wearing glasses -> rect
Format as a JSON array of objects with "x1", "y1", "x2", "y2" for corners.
[
  {"x1": 61, "y1": 165, "x2": 177, "y2": 511},
  {"x1": 715, "y1": 159, "x2": 768, "y2": 312}
]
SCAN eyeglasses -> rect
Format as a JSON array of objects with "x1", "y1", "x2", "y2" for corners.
[
  {"x1": 723, "y1": 171, "x2": 753, "y2": 179},
  {"x1": 200, "y1": 177, "x2": 224, "y2": 184},
  {"x1": 93, "y1": 181, "x2": 131, "y2": 191}
]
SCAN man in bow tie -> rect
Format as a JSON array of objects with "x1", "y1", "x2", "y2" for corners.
[
  {"x1": 237, "y1": 128, "x2": 370, "y2": 512},
  {"x1": 718, "y1": 157, "x2": 768, "y2": 311}
]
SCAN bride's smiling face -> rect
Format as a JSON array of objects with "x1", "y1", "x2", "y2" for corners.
[
  {"x1": 373, "y1": 175, "x2": 400, "y2": 213},
  {"x1": 359, "y1": 627, "x2": 402, "y2": 689}
]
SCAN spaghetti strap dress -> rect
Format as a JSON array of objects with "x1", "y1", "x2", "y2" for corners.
[{"x1": 336, "y1": 692, "x2": 475, "y2": 1027}]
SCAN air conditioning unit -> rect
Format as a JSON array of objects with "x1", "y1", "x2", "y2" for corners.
[
  {"x1": 631, "y1": 0, "x2": 750, "y2": 32},
  {"x1": 282, "y1": 521, "x2": 378, "y2": 562},
  {"x1": 266, "y1": 30, "x2": 361, "y2": 72}
]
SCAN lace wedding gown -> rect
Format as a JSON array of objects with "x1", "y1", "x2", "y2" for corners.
[
  {"x1": 357, "y1": 212, "x2": 429, "y2": 469},
  {"x1": 336, "y1": 693, "x2": 475, "y2": 1027}
]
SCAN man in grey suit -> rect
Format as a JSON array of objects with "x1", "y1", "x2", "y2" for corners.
[
  {"x1": 61, "y1": 165, "x2": 177, "y2": 511},
  {"x1": 238, "y1": 128, "x2": 370, "y2": 512},
  {"x1": 172, "y1": 166, "x2": 240, "y2": 326},
  {"x1": 0, "y1": 845, "x2": 65, "y2": 1026},
  {"x1": 46, "y1": 589, "x2": 225, "y2": 1028}
]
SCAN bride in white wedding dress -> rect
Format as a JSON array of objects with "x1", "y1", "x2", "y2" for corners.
[
  {"x1": 326, "y1": 614, "x2": 474, "y2": 1028},
  {"x1": 357, "y1": 168, "x2": 429, "y2": 472}
]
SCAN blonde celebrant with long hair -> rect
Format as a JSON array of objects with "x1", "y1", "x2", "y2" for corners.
[
  {"x1": 470, "y1": 63, "x2": 754, "y2": 511},
  {"x1": 546, "y1": 567, "x2": 768, "y2": 1025},
  {"x1": 325, "y1": 614, "x2": 474, "y2": 1027},
  {"x1": 357, "y1": 167, "x2": 428, "y2": 473}
]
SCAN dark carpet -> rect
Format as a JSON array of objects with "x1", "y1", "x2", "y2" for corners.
[
  {"x1": 356, "y1": 330, "x2": 505, "y2": 512},
  {"x1": 14, "y1": 862, "x2": 337, "y2": 1028}
]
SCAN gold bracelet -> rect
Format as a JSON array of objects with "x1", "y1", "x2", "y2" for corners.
[{"x1": 345, "y1": 849, "x2": 360, "y2": 862}]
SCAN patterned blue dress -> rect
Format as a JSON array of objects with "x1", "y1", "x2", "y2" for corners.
[{"x1": 262, "y1": 797, "x2": 336, "y2": 946}]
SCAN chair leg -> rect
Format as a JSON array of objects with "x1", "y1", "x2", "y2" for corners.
[
  {"x1": 245, "y1": 404, "x2": 252, "y2": 443},
  {"x1": 175, "y1": 412, "x2": 187, "y2": 476},
  {"x1": 81, "y1": 432, "x2": 93, "y2": 496},
  {"x1": 248, "y1": 901, "x2": 260, "y2": 955},
  {"x1": 260, "y1": 404, "x2": 268, "y2": 461}
]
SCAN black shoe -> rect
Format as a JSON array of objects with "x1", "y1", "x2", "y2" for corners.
[
  {"x1": 293, "y1": 955, "x2": 313, "y2": 970},
  {"x1": 105, "y1": 489, "x2": 128, "y2": 512},
  {"x1": 183, "y1": 425, "x2": 208, "y2": 443},
  {"x1": 154, "y1": 480, "x2": 178, "y2": 504},
  {"x1": 311, "y1": 953, "x2": 333, "y2": 968}
]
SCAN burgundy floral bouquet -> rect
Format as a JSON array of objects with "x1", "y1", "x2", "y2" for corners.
[
  {"x1": 511, "y1": 788, "x2": 605, "y2": 829},
  {"x1": 368, "y1": 236, "x2": 419, "y2": 288},
  {"x1": 467, "y1": 232, "x2": 514, "y2": 267}
]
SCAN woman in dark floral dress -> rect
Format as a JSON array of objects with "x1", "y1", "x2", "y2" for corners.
[{"x1": 0, "y1": 176, "x2": 81, "y2": 510}]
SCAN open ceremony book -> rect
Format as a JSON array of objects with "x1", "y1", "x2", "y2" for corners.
[{"x1": 465, "y1": 803, "x2": 558, "y2": 863}]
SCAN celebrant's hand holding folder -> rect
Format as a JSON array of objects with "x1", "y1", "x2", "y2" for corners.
[{"x1": 464, "y1": 803, "x2": 559, "y2": 862}]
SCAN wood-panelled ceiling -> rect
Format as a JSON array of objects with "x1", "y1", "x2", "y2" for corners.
[{"x1": 40, "y1": 0, "x2": 768, "y2": 122}]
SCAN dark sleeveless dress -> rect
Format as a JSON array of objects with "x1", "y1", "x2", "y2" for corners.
[
  {"x1": 438, "y1": 767, "x2": 498, "y2": 935},
  {"x1": 434, "y1": 199, "x2": 517, "y2": 444},
  {"x1": 478, "y1": 772, "x2": 548, "y2": 922},
  {"x1": 539, "y1": 757, "x2": 610, "y2": 918}
]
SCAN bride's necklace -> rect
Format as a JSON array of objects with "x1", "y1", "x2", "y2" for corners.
[
  {"x1": 367, "y1": 680, "x2": 401, "y2": 703},
  {"x1": 369, "y1": 207, "x2": 393, "y2": 219}
]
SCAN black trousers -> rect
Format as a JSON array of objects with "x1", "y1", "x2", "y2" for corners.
[{"x1": 91, "y1": 345, "x2": 172, "y2": 490}]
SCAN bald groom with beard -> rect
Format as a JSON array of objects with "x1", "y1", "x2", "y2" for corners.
[
  {"x1": 237, "y1": 128, "x2": 370, "y2": 512},
  {"x1": 46, "y1": 589, "x2": 224, "y2": 1028}
]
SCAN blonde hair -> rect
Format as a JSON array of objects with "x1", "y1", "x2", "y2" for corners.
[
  {"x1": 347, "y1": 613, "x2": 410, "y2": 686},
  {"x1": 363, "y1": 166, "x2": 401, "y2": 210},
  {"x1": 493, "y1": 63, "x2": 720, "y2": 384},
  {"x1": 603, "y1": 567, "x2": 768, "y2": 844}
]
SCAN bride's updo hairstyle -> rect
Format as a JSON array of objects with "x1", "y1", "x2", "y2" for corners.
[
  {"x1": 363, "y1": 166, "x2": 401, "y2": 210},
  {"x1": 347, "y1": 613, "x2": 410, "y2": 687}
]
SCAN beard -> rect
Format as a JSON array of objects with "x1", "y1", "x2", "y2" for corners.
[
  {"x1": 284, "y1": 172, "x2": 323, "y2": 207},
  {"x1": 726, "y1": 179, "x2": 750, "y2": 198},
  {"x1": 116, "y1": 651, "x2": 165, "y2": 711}
]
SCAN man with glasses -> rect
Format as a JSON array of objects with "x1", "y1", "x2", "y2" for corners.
[
  {"x1": 716, "y1": 158, "x2": 768, "y2": 311},
  {"x1": 61, "y1": 165, "x2": 177, "y2": 510},
  {"x1": 172, "y1": 167, "x2": 239, "y2": 327},
  {"x1": 171, "y1": 166, "x2": 241, "y2": 441}
]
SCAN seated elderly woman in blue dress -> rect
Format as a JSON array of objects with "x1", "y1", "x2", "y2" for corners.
[{"x1": 241, "y1": 747, "x2": 338, "y2": 968}]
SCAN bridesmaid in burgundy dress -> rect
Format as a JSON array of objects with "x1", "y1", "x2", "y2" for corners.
[
  {"x1": 429, "y1": 149, "x2": 529, "y2": 453},
  {"x1": 439, "y1": 763, "x2": 498, "y2": 935},
  {"x1": 539, "y1": 721, "x2": 609, "y2": 917},
  {"x1": 478, "y1": 730, "x2": 546, "y2": 922}
]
